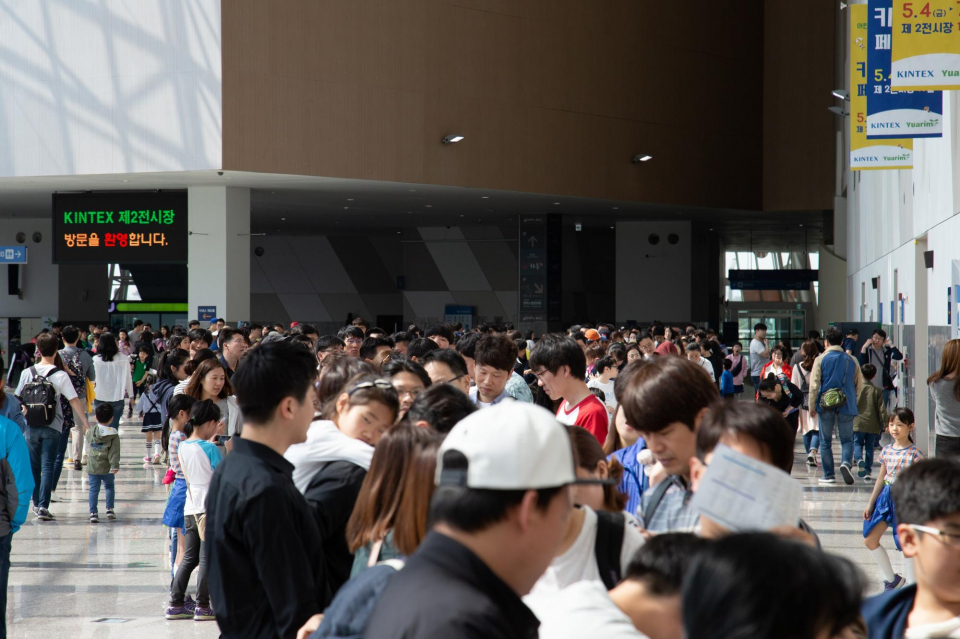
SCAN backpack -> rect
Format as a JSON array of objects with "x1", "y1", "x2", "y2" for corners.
[
  {"x1": 61, "y1": 349, "x2": 86, "y2": 398},
  {"x1": 819, "y1": 353, "x2": 850, "y2": 412},
  {"x1": 594, "y1": 510, "x2": 625, "y2": 590},
  {"x1": 20, "y1": 366, "x2": 59, "y2": 427},
  {"x1": 797, "y1": 366, "x2": 811, "y2": 410}
]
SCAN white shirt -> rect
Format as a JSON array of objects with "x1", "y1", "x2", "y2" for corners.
[
  {"x1": 16, "y1": 363, "x2": 77, "y2": 432},
  {"x1": 750, "y1": 338, "x2": 769, "y2": 376},
  {"x1": 525, "y1": 580, "x2": 647, "y2": 639},
  {"x1": 905, "y1": 616, "x2": 960, "y2": 638},
  {"x1": 587, "y1": 378, "x2": 618, "y2": 411},
  {"x1": 93, "y1": 355, "x2": 134, "y2": 402},
  {"x1": 179, "y1": 439, "x2": 222, "y2": 516},
  {"x1": 530, "y1": 506, "x2": 644, "y2": 597},
  {"x1": 695, "y1": 356, "x2": 715, "y2": 382}
]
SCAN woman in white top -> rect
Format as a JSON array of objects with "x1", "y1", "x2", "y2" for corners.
[
  {"x1": 182, "y1": 359, "x2": 242, "y2": 436},
  {"x1": 530, "y1": 426, "x2": 643, "y2": 597},
  {"x1": 93, "y1": 332, "x2": 134, "y2": 430},
  {"x1": 791, "y1": 340, "x2": 820, "y2": 467}
]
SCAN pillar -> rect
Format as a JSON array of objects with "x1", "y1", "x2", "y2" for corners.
[{"x1": 187, "y1": 186, "x2": 250, "y2": 323}]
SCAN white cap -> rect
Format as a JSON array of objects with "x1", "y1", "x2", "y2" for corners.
[{"x1": 436, "y1": 401, "x2": 613, "y2": 490}]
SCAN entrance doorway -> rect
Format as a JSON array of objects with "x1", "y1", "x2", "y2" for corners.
[{"x1": 736, "y1": 309, "x2": 806, "y2": 352}]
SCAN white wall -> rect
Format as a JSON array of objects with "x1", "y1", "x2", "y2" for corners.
[
  {"x1": 0, "y1": 218, "x2": 58, "y2": 317},
  {"x1": 0, "y1": 0, "x2": 222, "y2": 177},
  {"x1": 616, "y1": 221, "x2": 692, "y2": 323}
]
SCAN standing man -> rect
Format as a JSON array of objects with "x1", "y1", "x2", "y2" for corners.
[
  {"x1": 59, "y1": 325, "x2": 95, "y2": 477},
  {"x1": 338, "y1": 326, "x2": 364, "y2": 358},
  {"x1": 859, "y1": 328, "x2": 903, "y2": 408},
  {"x1": 469, "y1": 335, "x2": 518, "y2": 408},
  {"x1": 205, "y1": 340, "x2": 326, "y2": 639},
  {"x1": 315, "y1": 336, "x2": 345, "y2": 368},
  {"x1": 425, "y1": 324, "x2": 456, "y2": 350},
  {"x1": 217, "y1": 327, "x2": 249, "y2": 380},
  {"x1": 749, "y1": 323, "x2": 771, "y2": 389},
  {"x1": 421, "y1": 349, "x2": 473, "y2": 397},
  {"x1": 809, "y1": 327, "x2": 864, "y2": 486}
]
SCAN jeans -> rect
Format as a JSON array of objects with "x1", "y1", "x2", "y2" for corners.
[
  {"x1": 803, "y1": 430, "x2": 820, "y2": 453},
  {"x1": 818, "y1": 411, "x2": 854, "y2": 479},
  {"x1": 751, "y1": 375, "x2": 760, "y2": 389},
  {"x1": 93, "y1": 400, "x2": 124, "y2": 431},
  {"x1": 171, "y1": 515, "x2": 208, "y2": 607},
  {"x1": 854, "y1": 432, "x2": 880, "y2": 473},
  {"x1": 88, "y1": 473, "x2": 115, "y2": 513},
  {"x1": 51, "y1": 422, "x2": 72, "y2": 492},
  {"x1": 0, "y1": 532, "x2": 10, "y2": 639},
  {"x1": 936, "y1": 434, "x2": 960, "y2": 458},
  {"x1": 26, "y1": 426, "x2": 61, "y2": 509}
]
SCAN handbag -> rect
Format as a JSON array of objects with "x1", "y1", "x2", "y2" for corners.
[
  {"x1": 819, "y1": 353, "x2": 850, "y2": 412},
  {"x1": 180, "y1": 452, "x2": 206, "y2": 540}
]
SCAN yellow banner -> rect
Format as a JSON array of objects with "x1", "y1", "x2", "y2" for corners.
[
  {"x1": 852, "y1": 4, "x2": 913, "y2": 170},
  {"x1": 891, "y1": 0, "x2": 960, "y2": 89}
]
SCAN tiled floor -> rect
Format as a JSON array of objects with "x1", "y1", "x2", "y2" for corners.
[{"x1": 8, "y1": 421, "x2": 898, "y2": 636}]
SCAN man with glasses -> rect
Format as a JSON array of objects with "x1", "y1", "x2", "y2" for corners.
[
  {"x1": 420, "y1": 349, "x2": 472, "y2": 396},
  {"x1": 862, "y1": 458, "x2": 960, "y2": 638},
  {"x1": 315, "y1": 335, "x2": 345, "y2": 368},
  {"x1": 338, "y1": 326, "x2": 365, "y2": 358}
]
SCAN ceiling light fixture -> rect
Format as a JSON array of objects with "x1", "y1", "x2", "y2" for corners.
[
  {"x1": 481, "y1": 196, "x2": 489, "y2": 199},
  {"x1": 832, "y1": 89, "x2": 849, "y2": 101},
  {"x1": 632, "y1": 154, "x2": 653, "y2": 163},
  {"x1": 442, "y1": 135, "x2": 465, "y2": 144},
  {"x1": 553, "y1": 202, "x2": 560, "y2": 205},
  {"x1": 347, "y1": 198, "x2": 354, "y2": 202},
  {"x1": 828, "y1": 106, "x2": 849, "y2": 117}
]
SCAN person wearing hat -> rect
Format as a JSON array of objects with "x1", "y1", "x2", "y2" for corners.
[
  {"x1": 364, "y1": 402, "x2": 612, "y2": 639},
  {"x1": 584, "y1": 328, "x2": 601, "y2": 344}
]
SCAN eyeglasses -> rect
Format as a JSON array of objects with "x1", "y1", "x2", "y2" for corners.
[
  {"x1": 909, "y1": 524, "x2": 960, "y2": 547},
  {"x1": 395, "y1": 388, "x2": 423, "y2": 399},
  {"x1": 344, "y1": 338, "x2": 363, "y2": 346},
  {"x1": 348, "y1": 379, "x2": 393, "y2": 395},
  {"x1": 532, "y1": 368, "x2": 551, "y2": 381},
  {"x1": 437, "y1": 374, "x2": 464, "y2": 385}
]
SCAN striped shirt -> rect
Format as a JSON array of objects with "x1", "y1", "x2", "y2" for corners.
[
  {"x1": 170, "y1": 430, "x2": 187, "y2": 480},
  {"x1": 636, "y1": 476, "x2": 699, "y2": 533}
]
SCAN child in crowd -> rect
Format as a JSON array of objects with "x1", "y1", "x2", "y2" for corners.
[
  {"x1": 863, "y1": 408, "x2": 923, "y2": 591},
  {"x1": 855, "y1": 364, "x2": 888, "y2": 482},
  {"x1": 131, "y1": 345, "x2": 151, "y2": 417},
  {"x1": 725, "y1": 342, "x2": 746, "y2": 398},
  {"x1": 719, "y1": 358, "x2": 735, "y2": 399},
  {"x1": 587, "y1": 356, "x2": 619, "y2": 415},
  {"x1": 162, "y1": 394, "x2": 198, "y2": 580},
  {"x1": 86, "y1": 403, "x2": 121, "y2": 524},
  {"x1": 136, "y1": 373, "x2": 164, "y2": 464}
]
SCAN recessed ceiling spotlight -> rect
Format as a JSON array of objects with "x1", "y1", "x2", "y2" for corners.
[
  {"x1": 347, "y1": 198, "x2": 354, "y2": 202},
  {"x1": 612, "y1": 207, "x2": 618, "y2": 210},
  {"x1": 632, "y1": 154, "x2": 653, "y2": 163},
  {"x1": 481, "y1": 196, "x2": 489, "y2": 199},
  {"x1": 281, "y1": 217, "x2": 286, "y2": 221},
  {"x1": 425, "y1": 205, "x2": 432, "y2": 208},
  {"x1": 344, "y1": 207, "x2": 349, "y2": 209},
  {"x1": 442, "y1": 135, "x2": 465, "y2": 144},
  {"x1": 409, "y1": 189, "x2": 417, "y2": 192},
  {"x1": 553, "y1": 202, "x2": 560, "y2": 205}
]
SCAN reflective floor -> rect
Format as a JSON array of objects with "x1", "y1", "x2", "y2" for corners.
[{"x1": 8, "y1": 420, "x2": 895, "y2": 636}]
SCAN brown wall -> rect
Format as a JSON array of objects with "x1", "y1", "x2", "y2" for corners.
[
  {"x1": 222, "y1": 0, "x2": 768, "y2": 210},
  {"x1": 762, "y1": 0, "x2": 837, "y2": 211}
]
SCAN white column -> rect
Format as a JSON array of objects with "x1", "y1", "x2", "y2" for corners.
[
  {"x1": 914, "y1": 237, "x2": 930, "y2": 456},
  {"x1": 187, "y1": 186, "x2": 250, "y2": 323}
]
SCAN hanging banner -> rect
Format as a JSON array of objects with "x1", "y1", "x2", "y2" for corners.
[
  {"x1": 852, "y1": 4, "x2": 914, "y2": 170},
  {"x1": 868, "y1": 0, "x2": 942, "y2": 137},
  {"x1": 891, "y1": 0, "x2": 960, "y2": 90}
]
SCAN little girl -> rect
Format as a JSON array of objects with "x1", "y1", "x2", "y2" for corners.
[
  {"x1": 161, "y1": 394, "x2": 197, "y2": 583},
  {"x1": 863, "y1": 407, "x2": 924, "y2": 591}
]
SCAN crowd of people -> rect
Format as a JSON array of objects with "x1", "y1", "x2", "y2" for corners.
[{"x1": 2, "y1": 316, "x2": 960, "y2": 638}]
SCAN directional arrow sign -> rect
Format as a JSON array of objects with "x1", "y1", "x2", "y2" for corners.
[
  {"x1": 0, "y1": 246, "x2": 28, "y2": 264},
  {"x1": 528, "y1": 235, "x2": 538, "y2": 247}
]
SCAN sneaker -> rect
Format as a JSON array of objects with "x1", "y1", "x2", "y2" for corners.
[
  {"x1": 819, "y1": 477, "x2": 837, "y2": 484},
  {"x1": 73, "y1": 460, "x2": 82, "y2": 471},
  {"x1": 50, "y1": 491, "x2": 60, "y2": 503},
  {"x1": 806, "y1": 451, "x2": 816, "y2": 466},
  {"x1": 884, "y1": 574, "x2": 905, "y2": 591},
  {"x1": 857, "y1": 459, "x2": 865, "y2": 471},
  {"x1": 863, "y1": 475, "x2": 873, "y2": 484},
  {"x1": 153, "y1": 453, "x2": 162, "y2": 465},
  {"x1": 89, "y1": 513, "x2": 99, "y2": 524},
  {"x1": 81, "y1": 457, "x2": 87, "y2": 465},
  {"x1": 36, "y1": 507, "x2": 55, "y2": 521},
  {"x1": 193, "y1": 605, "x2": 215, "y2": 621},
  {"x1": 143, "y1": 455, "x2": 152, "y2": 463},
  {"x1": 106, "y1": 509, "x2": 116, "y2": 520},
  {"x1": 840, "y1": 463, "x2": 855, "y2": 485},
  {"x1": 165, "y1": 602, "x2": 194, "y2": 620}
]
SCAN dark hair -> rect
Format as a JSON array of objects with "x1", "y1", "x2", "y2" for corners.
[
  {"x1": 624, "y1": 532, "x2": 710, "y2": 595},
  {"x1": 594, "y1": 356, "x2": 617, "y2": 375},
  {"x1": 62, "y1": 325, "x2": 79, "y2": 344},
  {"x1": 800, "y1": 340, "x2": 817, "y2": 371},
  {"x1": 183, "y1": 359, "x2": 235, "y2": 400},
  {"x1": 95, "y1": 402, "x2": 115, "y2": 424},
  {"x1": 425, "y1": 324, "x2": 455, "y2": 343},
  {"x1": 474, "y1": 335, "x2": 517, "y2": 372},
  {"x1": 352, "y1": 317, "x2": 369, "y2": 329},
  {"x1": 218, "y1": 326, "x2": 244, "y2": 349},
  {"x1": 567, "y1": 426, "x2": 626, "y2": 511},
  {"x1": 824, "y1": 327, "x2": 843, "y2": 346},
  {"x1": 316, "y1": 357, "x2": 377, "y2": 408},
  {"x1": 184, "y1": 349, "x2": 216, "y2": 376},
  {"x1": 249, "y1": 323, "x2": 262, "y2": 331},
  {"x1": 757, "y1": 375, "x2": 781, "y2": 394},
  {"x1": 847, "y1": 328, "x2": 859, "y2": 336},
  {"x1": 138, "y1": 345, "x2": 153, "y2": 358},
  {"x1": 297, "y1": 323, "x2": 318, "y2": 337},
  {"x1": 429, "y1": 450, "x2": 564, "y2": 532},
  {"x1": 892, "y1": 458, "x2": 960, "y2": 526},
  {"x1": 861, "y1": 363, "x2": 877, "y2": 381},
  {"x1": 360, "y1": 335, "x2": 396, "y2": 360},
  {"x1": 183, "y1": 399, "x2": 222, "y2": 438},
  {"x1": 162, "y1": 393, "x2": 197, "y2": 453},
  {"x1": 404, "y1": 384, "x2": 476, "y2": 434},
  {"x1": 390, "y1": 331, "x2": 414, "y2": 345},
  {"x1": 420, "y1": 348, "x2": 469, "y2": 379},
  {"x1": 36, "y1": 333, "x2": 60, "y2": 358},
  {"x1": 316, "y1": 335, "x2": 345, "y2": 355},
  {"x1": 188, "y1": 328, "x2": 213, "y2": 347},
  {"x1": 455, "y1": 332, "x2": 481, "y2": 359},
  {"x1": 873, "y1": 328, "x2": 887, "y2": 340},
  {"x1": 613, "y1": 360, "x2": 647, "y2": 407},
  {"x1": 231, "y1": 340, "x2": 318, "y2": 425},
  {"x1": 890, "y1": 406, "x2": 915, "y2": 425},
  {"x1": 697, "y1": 401, "x2": 794, "y2": 473},
  {"x1": 584, "y1": 346, "x2": 603, "y2": 362},
  {"x1": 685, "y1": 341, "x2": 701, "y2": 353},
  {"x1": 529, "y1": 334, "x2": 587, "y2": 380},
  {"x1": 394, "y1": 430, "x2": 443, "y2": 555},
  {"x1": 622, "y1": 356, "x2": 718, "y2": 434},
  {"x1": 681, "y1": 533, "x2": 864, "y2": 639},
  {"x1": 382, "y1": 359, "x2": 432, "y2": 389},
  {"x1": 157, "y1": 349, "x2": 190, "y2": 382},
  {"x1": 406, "y1": 338, "x2": 440, "y2": 360},
  {"x1": 338, "y1": 325, "x2": 365, "y2": 342},
  {"x1": 188, "y1": 320, "x2": 200, "y2": 328},
  {"x1": 346, "y1": 426, "x2": 442, "y2": 553},
  {"x1": 607, "y1": 343, "x2": 626, "y2": 364},
  {"x1": 753, "y1": 323, "x2": 768, "y2": 333},
  {"x1": 96, "y1": 332, "x2": 120, "y2": 361},
  {"x1": 323, "y1": 373, "x2": 400, "y2": 423},
  {"x1": 722, "y1": 358, "x2": 732, "y2": 370}
]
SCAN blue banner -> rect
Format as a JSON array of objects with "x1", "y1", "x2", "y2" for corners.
[{"x1": 867, "y1": 0, "x2": 942, "y2": 139}]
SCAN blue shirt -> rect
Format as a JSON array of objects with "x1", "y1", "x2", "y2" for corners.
[
  {"x1": 610, "y1": 439, "x2": 649, "y2": 516},
  {"x1": 720, "y1": 370, "x2": 735, "y2": 396}
]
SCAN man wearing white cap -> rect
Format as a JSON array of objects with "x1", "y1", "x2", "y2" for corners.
[{"x1": 364, "y1": 401, "x2": 612, "y2": 639}]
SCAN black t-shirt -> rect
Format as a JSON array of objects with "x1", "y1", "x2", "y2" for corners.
[{"x1": 761, "y1": 380, "x2": 803, "y2": 414}]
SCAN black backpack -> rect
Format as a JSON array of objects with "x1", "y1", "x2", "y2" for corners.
[
  {"x1": 20, "y1": 366, "x2": 59, "y2": 428},
  {"x1": 594, "y1": 510, "x2": 626, "y2": 590}
]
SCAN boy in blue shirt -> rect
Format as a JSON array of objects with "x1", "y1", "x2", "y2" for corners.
[{"x1": 720, "y1": 358, "x2": 735, "y2": 399}]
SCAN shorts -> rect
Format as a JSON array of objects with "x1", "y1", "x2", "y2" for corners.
[
  {"x1": 863, "y1": 484, "x2": 901, "y2": 551},
  {"x1": 162, "y1": 478, "x2": 186, "y2": 530},
  {"x1": 141, "y1": 412, "x2": 162, "y2": 432},
  {"x1": 733, "y1": 384, "x2": 744, "y2": 394}
]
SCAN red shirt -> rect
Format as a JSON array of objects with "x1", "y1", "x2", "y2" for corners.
[
  {"x1": 556, "y1": 394, "x2": 609, "y2": 443},
  {"x1": 655, "y1": 341, "x2": 679, "y2": 356}
]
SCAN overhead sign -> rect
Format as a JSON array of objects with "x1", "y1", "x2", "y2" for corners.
[
  {"x1": 851, "y1": 4, "x2": 914, "y2": 170},
  {"x1": 519, "y1": 216, "x2": 547, "y2": 317},
  {"x1": 0, "y1": 246, "x2": 27, "y2": 264},
  {"x1": 52, "y1": 191, "x2": 188, "y2": 264},
  {"x1": 198, "y1": 306, "x2": 217, "y2": 322},
  {"x1": 728, "y1": 270, "x2": 819, "y2": 291},
  {"x1": 868, "y1": 0, "x2": 942, "y2": 138},
  {"x1": 444, "y1": 305, "x2": 474, "y2": 331},
  {"x1": 892, "y1": 0, "x2": 960, "y2": 90}
]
